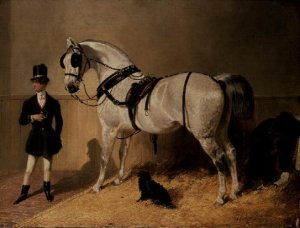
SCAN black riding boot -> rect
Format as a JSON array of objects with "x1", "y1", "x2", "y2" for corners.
[
  {"x1": 43, "y1": 181, "x2": 54, "y2": 202},
  {"x1": 14, "y1": 185, "x2": 30, "y2": 204}
]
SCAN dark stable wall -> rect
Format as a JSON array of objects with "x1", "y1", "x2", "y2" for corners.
[
  {"x1": 0, "y1": 0, "x2": 299, "y2": 173},
  {"x1": 1, "y1": 0, "x2": 299, "y2": 96}
]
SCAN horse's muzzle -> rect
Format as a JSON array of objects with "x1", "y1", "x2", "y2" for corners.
[{"x1": 66, "y1": 84, "x2": 79, "y2": 94}]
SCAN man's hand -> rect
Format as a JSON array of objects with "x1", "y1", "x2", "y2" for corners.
[{"x1": 31, "y1": 113, "x2": 46, "y2": 122}]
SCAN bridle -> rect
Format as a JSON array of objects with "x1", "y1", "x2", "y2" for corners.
[
  {"x1": 60, "y1": 45, "x2": 142, "y2": 106},
  {"x1": 60, "y1": 45, "x2": 144, "y2": 138},
  {"x1": 60, "y1": 45, "x2": 90, "y2": 82}
]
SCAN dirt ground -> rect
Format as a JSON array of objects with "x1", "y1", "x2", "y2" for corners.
[{"x1": 15, "y1": 166, "x2": 300, "y2": 228}]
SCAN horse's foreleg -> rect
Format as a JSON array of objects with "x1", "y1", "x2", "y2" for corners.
[
  {"x1": 199, "y1": 137, "x2": 227, "y2": 204},
  {"x1": 92, "y1": 128, "x2": 116, "y2": 192},
  {"x1": 113, "y1": 136, "x2": 131, "y2": 185}
]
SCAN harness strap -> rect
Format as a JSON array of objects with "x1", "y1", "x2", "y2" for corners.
[
  {"x1": 102, "y1": 89, "x2": 128, "y2": 106},
  {"x1": 97, "y1": 65, "x2": 140, "y2": 99},
  {"x1": 128, "y1": 105, "x2": 139, "y2": 130},
  {"x1": 182, "y1": 72, "x2": 192, "y2": 129},
  {"x1": 144, "y1": 78, "x2": 162, "y2": 113}
]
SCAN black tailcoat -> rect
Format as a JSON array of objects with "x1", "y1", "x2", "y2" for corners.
[{"x1": 19, "y1": 93, "x2": 63, "y2": 157}]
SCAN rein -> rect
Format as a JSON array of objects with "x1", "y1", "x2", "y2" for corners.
[
  {"x1": 64, "y1": 45, "x2": 141, "y2": 107},
  {"x1": 69, "y1": 65, "x2": 140, "y2": 108},
  {"x1": 67, "y1": 49, "x2": 142, "y2": 138},
  {"x1": 68, "y1": 54, "x2": 193, "y2": 133}
]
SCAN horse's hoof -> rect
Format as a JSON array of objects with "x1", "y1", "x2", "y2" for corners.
[
  {"x1": 230, "y1": 192, "x2": 238, "y2": 200},
  {"x1": 214, "y1": 197, "x2": 225, "y2": 206},
  {"x1": 92, "y1": 185, "x2": 100, "y2": 192},
  {"x1": 113, "y1": 178, "x2": 123, "y2": 186}
]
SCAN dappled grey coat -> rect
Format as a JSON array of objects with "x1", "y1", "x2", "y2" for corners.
[{"x1": 19, "y1": 93, "x2": 63, "y2": 157}]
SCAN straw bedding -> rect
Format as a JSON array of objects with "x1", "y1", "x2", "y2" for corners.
[{"x1": 16, "y1": 169, "x2": 299, "y2": 227}]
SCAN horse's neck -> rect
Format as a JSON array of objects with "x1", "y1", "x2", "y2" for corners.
[
  {"x1": 81, "y1": 41, "x2": 134, "y2": 83},
  {"x1": 81, "y1": 41, "x2": 145, "y2": 98}
]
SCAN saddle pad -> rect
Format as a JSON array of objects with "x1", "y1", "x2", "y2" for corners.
[{"x1": 126, "y1": 76, "x2": 161, "y2": 130}]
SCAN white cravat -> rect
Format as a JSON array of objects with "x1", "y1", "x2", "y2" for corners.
[{"x1": 37, "y1": 91, "x2": 46, "y2": 107}]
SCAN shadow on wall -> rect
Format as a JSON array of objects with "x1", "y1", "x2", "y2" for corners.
[
  {"x1": 229, "y1": 116, "x2": 256, "y2": 175},
  {"x1": 163, "y1": 119, "x2": 255, "y2": 178},
  {"x1": 156, "y1": 128, "x2": 216, "y2": 174},
  {"x1": 51, "y1": 138, "x2": 117, "y2": 195},
  {"x1": 44, "y1": 121, "x2": 255, "y2": 196}
]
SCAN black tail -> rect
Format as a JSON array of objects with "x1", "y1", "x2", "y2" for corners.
[{"x1": 216, "y1": 74, "x2": 254, "y2": 119}]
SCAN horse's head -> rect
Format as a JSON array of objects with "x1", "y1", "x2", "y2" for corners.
[{"x1": 60, "y1": 37, "x2": 89, "y2": 93}]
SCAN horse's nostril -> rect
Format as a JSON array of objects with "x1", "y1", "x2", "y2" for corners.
[{"x1": 67, "y1": 85, "x2": 79, "y2": 94}]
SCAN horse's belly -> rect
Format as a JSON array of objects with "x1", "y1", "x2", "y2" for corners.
[
  {"x1": 136, "y1": 108, "x2": 181, "y2": 134},
  {"x1": 135, "y1": 73, "x2": 224, "y2": 135}
]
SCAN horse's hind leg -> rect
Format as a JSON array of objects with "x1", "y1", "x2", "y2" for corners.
[
  {"x1": 113, "y1": 136, "x2": 131, "y2": 185},
  {"x1": 217, "y1": 116, "x2": 239, "y2": 199},
  {"x1": 198, "y1": 137, "x2": 227, "y2": 204},
  {"x1": 220, "y1": 137, "x2": 239, "y2": 199},
  {"x1": 92, "y1": 127, "x2": 116, "y2": 192}
]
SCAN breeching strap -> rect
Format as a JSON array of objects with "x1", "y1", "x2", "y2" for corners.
[{"x1": 182, "y1": 72, "x2": 192, "y2": 129}]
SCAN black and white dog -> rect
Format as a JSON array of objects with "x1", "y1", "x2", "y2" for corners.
[{"x1": 137, "y1": 170, "x2": 175, "y2": 209}]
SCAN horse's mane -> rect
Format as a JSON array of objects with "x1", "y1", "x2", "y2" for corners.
[{"x1": 79, "y1": 39, "x2": 131, "y2": 60}]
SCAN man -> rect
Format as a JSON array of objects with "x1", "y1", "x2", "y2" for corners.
[{"x1": 14, "y1": 63, "x2": 63, "y2": 204}]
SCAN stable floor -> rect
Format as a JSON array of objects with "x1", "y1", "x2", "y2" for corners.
[
  {"x1": 2, "y1": 168, "x2": 300, "y2": 227},
  {"x1": 0, "y1": 169, "x2": 97, "y2": 227}
]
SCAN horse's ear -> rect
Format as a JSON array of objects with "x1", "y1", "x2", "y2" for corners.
[{"x1": 67, "y1": 37, "x2": 78, "y2": 48}]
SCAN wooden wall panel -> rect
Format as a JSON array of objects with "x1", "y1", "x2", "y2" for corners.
[{"x1": 0, "y1": 96, "x2": 299, "y2": 177}]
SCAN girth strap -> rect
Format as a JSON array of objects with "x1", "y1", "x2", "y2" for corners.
[{"x1": 182, "y1": 72, "x2": 192, "y2": 129}]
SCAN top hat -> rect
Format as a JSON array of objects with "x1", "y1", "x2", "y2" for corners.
[{"x1": 31, "y1": 64, "x2": 49, "y2": 83}]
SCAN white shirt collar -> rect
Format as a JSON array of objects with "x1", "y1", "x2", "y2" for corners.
[{"x1": 37, "y1": 90, "x2": 46, "y2": 99}]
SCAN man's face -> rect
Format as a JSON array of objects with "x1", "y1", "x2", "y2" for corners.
[{"x1": 32, "y1": 80, "x2": 47, "y2": 92}]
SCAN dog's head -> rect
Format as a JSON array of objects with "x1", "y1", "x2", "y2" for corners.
[{"x1": 137, "y1": 170, "x2": 151, "y2": 180}]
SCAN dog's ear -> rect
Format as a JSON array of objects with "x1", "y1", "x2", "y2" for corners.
[{"x1": 138, "y1": 170, "x2": 151, "y2": 180}]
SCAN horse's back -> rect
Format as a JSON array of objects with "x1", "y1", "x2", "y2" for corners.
[{"x1": 136, "y1": 72, "x2": 224, "y2": 135}]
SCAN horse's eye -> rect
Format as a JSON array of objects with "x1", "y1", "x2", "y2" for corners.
[
  {"x1": 60, "y1": 53, "x2": 66, "y2": 69},
  {"x1": 71, "y1": 53, "x2": 82, "y2": 68}
]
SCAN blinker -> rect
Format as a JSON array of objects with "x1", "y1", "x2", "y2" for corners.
[
  {"x1": 59, "y1": 52, "x2": 82, "y2": 69},
  {"x1": 71, "y1": 53, "x2": 82, "y2": 68},
  {"x1": 60, "y1": 53, "x2": 66, "y2": 69}
]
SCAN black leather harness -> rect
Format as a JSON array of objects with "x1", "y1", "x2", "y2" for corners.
[
  {"x1": 125, "y1": 76, "x2": 161, "y2": 130},
  {"x1": 97, "y1": 65, "x2": 141, "y2": 105},
  {"x1": 96, "y1": 65, "x2": 193, "y2": 132},
  {"x1": 96, "y1": 65, "x2": 161, "y2": 130}
]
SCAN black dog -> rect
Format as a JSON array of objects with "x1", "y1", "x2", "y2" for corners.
[
  {"x1": 137, "y1": 171, "x2": 175, "y2": 209},
  {"x1": 245, "y1": 112, "x2": 300, "y2": 185}
]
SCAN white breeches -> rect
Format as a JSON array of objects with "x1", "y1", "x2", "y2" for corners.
[{"x1": 23, "y1": 154, "x2": 53, "y2": 185}]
